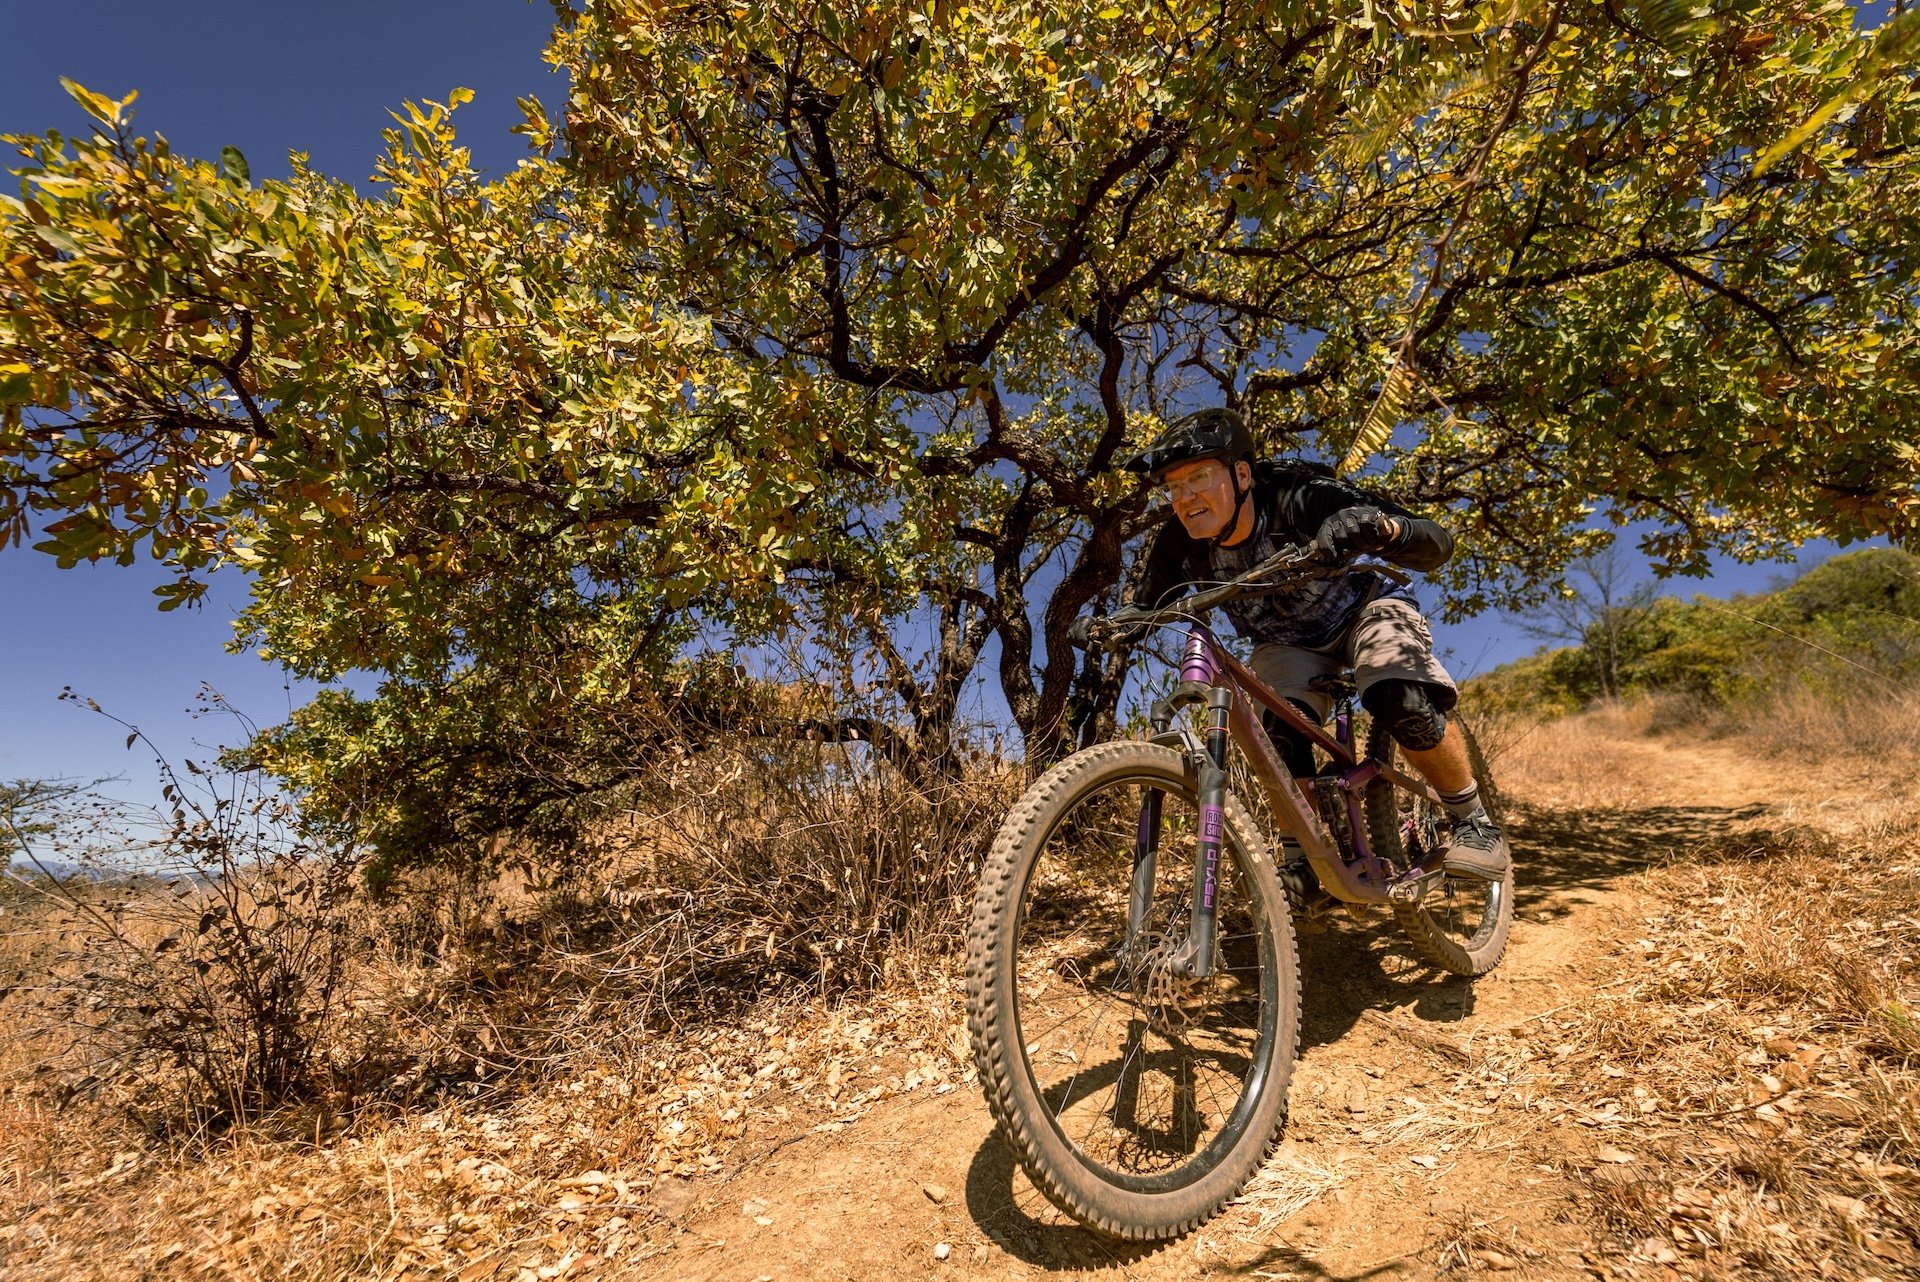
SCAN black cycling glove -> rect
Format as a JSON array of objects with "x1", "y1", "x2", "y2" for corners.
[{"x1": 1313, "y1": 506, "x2": 1398, "y2": 562}]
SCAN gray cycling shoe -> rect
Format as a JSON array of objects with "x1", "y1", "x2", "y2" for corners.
[{"x1": 1443, "y1": 815, "x2": 1511, "y2": 881}]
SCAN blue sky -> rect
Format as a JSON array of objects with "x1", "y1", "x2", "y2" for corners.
[{"x1": 0, "y1": 2, "x2": 1877, "y2": 803}]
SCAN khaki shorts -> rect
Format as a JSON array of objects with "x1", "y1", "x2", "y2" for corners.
[{"x1": 1248, "y1": 597, "x2": 1456, "y2": 723}]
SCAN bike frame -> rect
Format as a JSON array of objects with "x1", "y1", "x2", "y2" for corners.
[{"x1": 1135, "y1": 622, "x2": 1449, "y2": 979}]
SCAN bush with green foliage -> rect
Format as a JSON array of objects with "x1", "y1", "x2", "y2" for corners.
[{"x1": 1469, "y1": 548, "x2": 1920, "y2": 715}]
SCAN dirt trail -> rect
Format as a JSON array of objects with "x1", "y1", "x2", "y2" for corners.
[{"x1": 601, "y1": 726, "x2": 1788, "y2": 1282}]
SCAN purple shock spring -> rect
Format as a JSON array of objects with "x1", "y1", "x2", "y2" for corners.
[{"x1": 1180, "y1": 629, "x2": 1215, "y2": 685}]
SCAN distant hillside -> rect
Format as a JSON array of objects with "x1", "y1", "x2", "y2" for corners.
[{"x1": 1467, "y1": 547, "x2": 1920, "y2": 718}]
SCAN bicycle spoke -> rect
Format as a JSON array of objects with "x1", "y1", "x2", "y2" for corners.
[{"x1": 1012, "y1": 773, "x2": 1276, "y2": 1182}]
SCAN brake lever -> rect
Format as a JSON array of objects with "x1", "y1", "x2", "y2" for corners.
[{"x1": 1084, "y1": 609, "x2": 1154, "y2": 647}]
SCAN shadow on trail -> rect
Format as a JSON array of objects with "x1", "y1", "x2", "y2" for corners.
[
  {"x1": 1506, "y1": 801, "x2": 1770, "y2": 922},
  {"x1": 961, "y1": 1126, "x2": 1407, "y2": 1277},
  {"x1": 961, "y1": 798, "x2": 1770, "y2": 1268},
  {"x1": 1290, "y1": 798, "x2": 1772, "y2": 1054}
]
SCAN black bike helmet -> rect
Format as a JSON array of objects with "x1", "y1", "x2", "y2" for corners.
[{"x1": 1123, "y1": 407, "x2": 1254, "y2": 479}]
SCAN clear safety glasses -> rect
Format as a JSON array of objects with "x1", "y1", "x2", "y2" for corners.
[{"x1": 1164, "y1": 463, "x2": 1231, "y2": 504}]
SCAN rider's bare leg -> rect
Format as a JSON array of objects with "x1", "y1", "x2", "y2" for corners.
[
  {"x1": 1402, "y1": 721, "x2": 1510, "y2": 876},
  {"x1": 1399, "y1": 720, "x2": 1473, "y2": 795}
]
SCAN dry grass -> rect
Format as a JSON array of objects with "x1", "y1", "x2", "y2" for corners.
[
  {"x1": 1468, "y1": 697, "x2": 1730, "y2": 812},
  {"x1": 1226, "y1": 1149, "x2": 1343, "y2": 1239},
  {"x1": 0, "y1": 726, "x2": 1015, "y2": 1280},
  {"x1": 1489, "y1": 711, "x2": 1920, "y2": 1280},
  {"x1": 1712, "y1": 685, "x2": 1920, "y2": 777},
  {"x1": 1472, "y1": 684, "x2": 1920, "y2": 821},
  {"x1": 0, "y1": 972, "x2": 976, "y2": 1280}
]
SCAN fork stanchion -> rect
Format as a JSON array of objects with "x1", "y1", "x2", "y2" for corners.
[
  {"x1": 1169, "y1": 685, "x2": 1233, "y2": 980},
  {"x1": 1125, "y1": 789, "x2": 1162, "y2": 954}
]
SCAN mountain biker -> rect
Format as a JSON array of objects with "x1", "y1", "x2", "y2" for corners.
[{"x1": 1115, "y1": 406, "x2": 1509, "y2": 882}]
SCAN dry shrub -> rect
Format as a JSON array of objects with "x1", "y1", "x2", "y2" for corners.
[
  {"x1": 1609, "y1": 681, "x2": 1920, "y2": 781},
  {"x1": 1473, "y1": 681, "x2": 1920, "y2": 816},
  {"x1": 2, "y1": 730, "x2": 360, "y2": 1136},
  {"x1": 618, "y1": 735, "x2": 1020, "y2": 992},
  {"x1": 335, "y1": 727, "x2": 1021, "y2": 1090},
  {"x1": 5, "y1": 683, "x2": 1022, "y2": 1139},
  {"x1": 1715, "y1": 683, "x2": 1920, "y2": 773},
  {"x1": 0, "y1": 712, "x2": 1018, "y2": 1278},
  {"x1": 1474, "y1": 697, "x2": 1688, "y2": 811}
]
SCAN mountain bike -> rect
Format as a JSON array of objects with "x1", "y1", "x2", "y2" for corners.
[{"x1": 963, "y1": 545, "x2": 1512, "y2": 1240}]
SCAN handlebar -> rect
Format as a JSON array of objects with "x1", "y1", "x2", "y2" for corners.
[{"x1": 1082, "y1": 546, "x2": 1412, "y2": 648}]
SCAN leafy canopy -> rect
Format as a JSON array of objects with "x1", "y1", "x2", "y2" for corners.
[{"x1": 4, "y1": 0, "x2": 1920, "y2": 863}]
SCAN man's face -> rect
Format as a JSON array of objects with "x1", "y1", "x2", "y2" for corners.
[{"x1": 1161, "y1": 457, "x2": 1249, "y2": 541}]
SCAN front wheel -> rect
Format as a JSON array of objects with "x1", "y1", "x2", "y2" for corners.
[
  {"x1": 964, "y1": 741, "x2": 1301, "y2": 1240},
  {"x1": 1363, "y1": 716, "x2": 1514, "y2": 976}
]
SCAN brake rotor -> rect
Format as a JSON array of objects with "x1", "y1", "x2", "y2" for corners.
[{"x1": 1130, "y1": 929, "x2": 1207, "y2": 1034}]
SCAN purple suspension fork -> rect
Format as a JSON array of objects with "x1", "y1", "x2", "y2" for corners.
[{"x1": 1166, "y1": 634, "x2": 1233, "y2": 979}]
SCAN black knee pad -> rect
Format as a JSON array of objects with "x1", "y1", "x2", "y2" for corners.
[
  {"x1": 1262, "y1": 699, "x2": 1323, "y2": 778},
  {"x1": 1360, "y1": 679, "x2": 1450, "y2": 752}
]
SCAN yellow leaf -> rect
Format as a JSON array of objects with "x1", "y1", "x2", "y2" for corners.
[
  {"x1": 1339, "y1": 360, "x2": 1417, "y2": 475},
  {"x1": 59, "y1": 78, "x2": 122, "y2": 125}
]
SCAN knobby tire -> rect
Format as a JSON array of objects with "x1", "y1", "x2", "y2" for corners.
[
  {"x1": 1362, "y1": 716, "x2": 1514, "y2": 976},
  {"x1": 965, "y1": 741, "x2": 1302, "y2": 1240}
]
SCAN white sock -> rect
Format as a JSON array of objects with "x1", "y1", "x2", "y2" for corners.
[{"x1": 1438, "y1": 783, "x2": 1489, "y2": 824}]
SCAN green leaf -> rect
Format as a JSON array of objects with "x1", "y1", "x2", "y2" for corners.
[
  {"x1": 0, "y1": 364, "x2": 33, "y2": 404},
  {"x1": 1755, "y1": 9, "x2": 1920, "y2": 175},
  {"x1": 1339, "y1": 360, "x2": 1416, "y2": 476},
  {"x1": 153, "y1": 579, "x2": 206, "y2": 612},
  {"x1": 220, "y1": 145, "x2": 251, "y2": 188},
  {"x1": 33, "y1": 225, "x2": 80, "y2": 255},
  {"x1": 1630, "y1": 0, "x2": 1716, "y2": 47}
]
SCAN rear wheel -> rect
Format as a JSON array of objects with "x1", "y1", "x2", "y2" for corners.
[
  {"x1": 1362, "y1": 717, "x2": 1513, "y2": 976},
  {"x1": 965, "y1": 741, "x2": 1301, "y2": 1239}
]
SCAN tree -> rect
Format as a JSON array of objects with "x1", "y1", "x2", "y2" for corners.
[
  {"x1": 1521, "y1": 545, "x2": 1659, "y2": 701},
  {"x1": 2, "y1": 776, "x2": 91, "y2": 863},
  {"x1": 6, "y1": 1, "x2": 1920, "y2": 867}
]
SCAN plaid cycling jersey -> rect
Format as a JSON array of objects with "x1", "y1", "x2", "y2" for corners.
[{"x1": 1135, "y1": 459, "x2": 1453, "y2": 650}]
